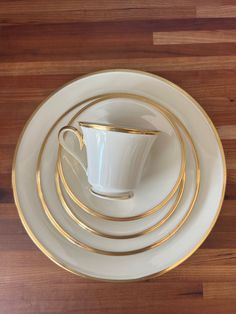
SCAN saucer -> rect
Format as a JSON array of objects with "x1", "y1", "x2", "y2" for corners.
[
  {"x1": 57, "y1": 172, "x2": 185, "y2": 239},
  {"x1": 58, "y1": 94, "x2": 186, "y2": 220},
  {"x1": 13, "y1": 69, "x2": 226, "y2": 281}
]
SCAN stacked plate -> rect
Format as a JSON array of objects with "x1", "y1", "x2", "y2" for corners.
[{"x1": 13, "y1": 70, "x2": 226, "y2": 281}]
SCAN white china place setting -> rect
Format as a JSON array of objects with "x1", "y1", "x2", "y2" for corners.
[{"x1": 13, "y1": 69, "x2": 226, "y2": 281}]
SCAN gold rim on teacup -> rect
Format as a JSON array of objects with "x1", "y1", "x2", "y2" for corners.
[
  {"x1": 58, "y1": 93, "x2": 186, "y2": 221},
  {"x1": 79, "y1": 121, "x2": 161, "y2": 135}
]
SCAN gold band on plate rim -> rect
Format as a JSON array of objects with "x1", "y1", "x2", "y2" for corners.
[
  {"x1": 11, "y1": 69, "x2": 226, "y2": 281},
  {"x1": 79, "y1": 121, "x2": 161, "y2": 135},
  {"x1": 58, "y1": 93, "x2": 186, "y2": 221},
  {"x1": 56, "y1": 154, "x2": 185, "y2": 240},
  {"x1": 37, "y1": 93, "x2": 200, "y2": 256}
]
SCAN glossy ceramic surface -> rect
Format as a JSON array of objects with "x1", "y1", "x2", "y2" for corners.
[
  {"x1": 37, "y1": 93, "x2": 199, "y2": 255},
  {"x1": 59, "y1": 121, "x2": 160, "y2": 199},
  {"x1": 59, "y1": 95, "x2": 185, "y2": 220},
  {"x1": 57, "y1": 171, "x2": 185, "y2": 239},
  {"x1": 12, "y1": 70, "x2": 226, "y2": 281},
  {"x1": 38, "y1": 103, "x2": 198, "y2": 250}
]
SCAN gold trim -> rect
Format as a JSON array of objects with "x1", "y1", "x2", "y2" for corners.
[
  {"x1": 90, "y1": 188, "x2": 133, "y2": 200},
  {"x1": 56, "y1": 169, "x2": 185, "y2": 239},
  {"x1": 59, "y1": 126, "x2": 85, "y2": 150},
  {"x1": 37, "y1": 93, "x2": 200, "y2": 256},
  {"x1": 79, "y1": 121, "x2": 161, "y2": 135},
  {"x1": 58, "y1": 93, "x2": 186, "y2": 221},
  {"x1": 11, "y1": 69, "x2": 226, "y2": 281}
]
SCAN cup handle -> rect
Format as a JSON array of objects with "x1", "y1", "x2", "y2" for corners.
[{"x1": 58, "y1": 126, "x2": 87, "y2": 174}]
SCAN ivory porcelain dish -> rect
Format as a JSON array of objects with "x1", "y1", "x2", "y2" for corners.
[
  {"x1": 38, "y1": 98, "x2": 198, "y2": 252},
  {"x1": 57, "y1": 170, "x2": 185, "y2": 239},
  {"x1": 12, "y1": 69, "x2": 226, "y2": 281},
  {"x1": 58, "y1": 95, "x2": 185, "y2": 220}
]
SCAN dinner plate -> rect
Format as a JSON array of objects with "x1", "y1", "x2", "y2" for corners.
[
  {"x1": 58, "y1": 94, "x2": 185, "y2": 220},
  {"x1": 13, "y1": 69, "x2": 226, "y2": 281},
  {"x1": 38, "y1": 94, "x2": 198, "y2": 253}
]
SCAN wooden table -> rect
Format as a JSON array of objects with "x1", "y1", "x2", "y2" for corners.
[{"x1": 1, "y1": 1, "x2": 236, "y2": 313}]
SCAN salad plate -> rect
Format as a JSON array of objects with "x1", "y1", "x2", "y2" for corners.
[{"x1": 38, "y1": 94, "x2": 198, "y2": 253}]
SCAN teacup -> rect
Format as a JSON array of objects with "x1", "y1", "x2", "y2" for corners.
[{"x1": 58, "y1": 122, "x2": 160, "y2": 200}]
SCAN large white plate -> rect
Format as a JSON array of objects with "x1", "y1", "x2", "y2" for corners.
[{"x1": 13, "y1": 70, "x2": 226, "y2": 281}]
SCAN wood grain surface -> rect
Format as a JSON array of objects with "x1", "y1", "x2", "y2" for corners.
[{"x1": 0, "y1": 1, "x2": 236, "y2": 313}]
